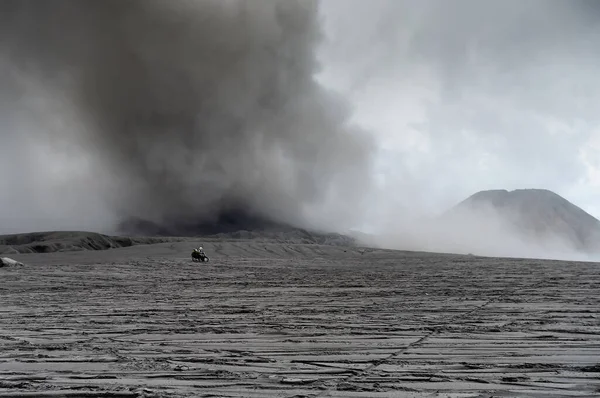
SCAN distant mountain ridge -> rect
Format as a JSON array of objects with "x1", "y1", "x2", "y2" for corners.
[
  {"x1": 0, "y1": 231, "x2": 179, "y2": 255},
  {"x1": 445, "y1": 189, "x2": 600, "y2": 253},
  {"x1": 0, "y1": 227, "x2": 356, "y2": 255}
]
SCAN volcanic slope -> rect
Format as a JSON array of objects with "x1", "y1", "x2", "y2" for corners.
[
  {"x1": 0, "y1": 231, "x2": 181, "y2": 255},
  {"x1": 444, "y1": 188, "x2": 600, "y2": 253},
  {"x1": 0, "y1": 225, "x2": 355, "y2": 255}
]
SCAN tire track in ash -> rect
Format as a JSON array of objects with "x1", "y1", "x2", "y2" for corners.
[{"x1": 314, "y1": 278, "x2": 543, "y2": 397}]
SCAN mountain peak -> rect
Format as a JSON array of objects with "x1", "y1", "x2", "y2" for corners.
[
  {"x1": 466, "y1": 188, "x2": 563, "y2": 203},
  {"x1": 447, "y1": 188, "x2": 600, "y2": 253}
]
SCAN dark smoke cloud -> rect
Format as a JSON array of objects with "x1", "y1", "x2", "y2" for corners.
[{"x1": 0, "y1": 0, "x2": 374, "y2": 235}]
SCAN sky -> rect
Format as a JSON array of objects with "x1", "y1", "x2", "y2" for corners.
[
  {"x1": 317, "y1": 0, "x2": 600, "y2": 229},
  {"x1": 0, "y1": 0, "x2": 599, "y2": 250}
]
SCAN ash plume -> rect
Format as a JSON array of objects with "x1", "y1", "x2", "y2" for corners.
[{"x1": 0, "y1": 0, "x2": 373, "y2": 235}]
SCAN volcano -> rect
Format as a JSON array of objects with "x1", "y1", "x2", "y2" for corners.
[{"x1": 444, "y1": 189, "x2": 600, "y2": 253}]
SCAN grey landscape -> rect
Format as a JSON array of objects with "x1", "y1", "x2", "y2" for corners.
[
  {"x1": 1, "y1": 0, "x2": 600, "y2": 397},
  {"x1": 1, "y1": 229, "x2": 600, "y2": 397}
]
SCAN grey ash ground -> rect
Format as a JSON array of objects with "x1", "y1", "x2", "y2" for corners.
[{"x1": 1, "y1": 239, "x2": 599, "y2": 397}]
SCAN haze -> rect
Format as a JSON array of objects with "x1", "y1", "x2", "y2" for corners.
[{"x1": 1, "y1": 0, "x2": 599, "y2": 260}]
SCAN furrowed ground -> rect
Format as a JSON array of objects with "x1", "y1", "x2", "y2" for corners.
[{"x1": 1, "y1": 241, "x2": 599, "y2": 397}]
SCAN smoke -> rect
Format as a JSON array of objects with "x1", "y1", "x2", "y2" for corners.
[
  {"x1": 314, "y1": 0, "x2": 600, "y2": 261},
  {"x1": 1, "y1": 0, "x2": 599, "y2": 262},
  {"x1": 0, "y1": 0, "x2": 374, "y2": 235},
  {"x1": 376, "y1": 211, "x2": 579, "y2": 262}
]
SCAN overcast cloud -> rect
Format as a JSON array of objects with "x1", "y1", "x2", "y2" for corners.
[{"x1": 317, "y1": 0, "x2": 600, "y2": 229}]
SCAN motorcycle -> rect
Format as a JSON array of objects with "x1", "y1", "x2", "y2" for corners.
[{"x1": 191, "y1": 250, "x2": 209, "y2": 262}]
